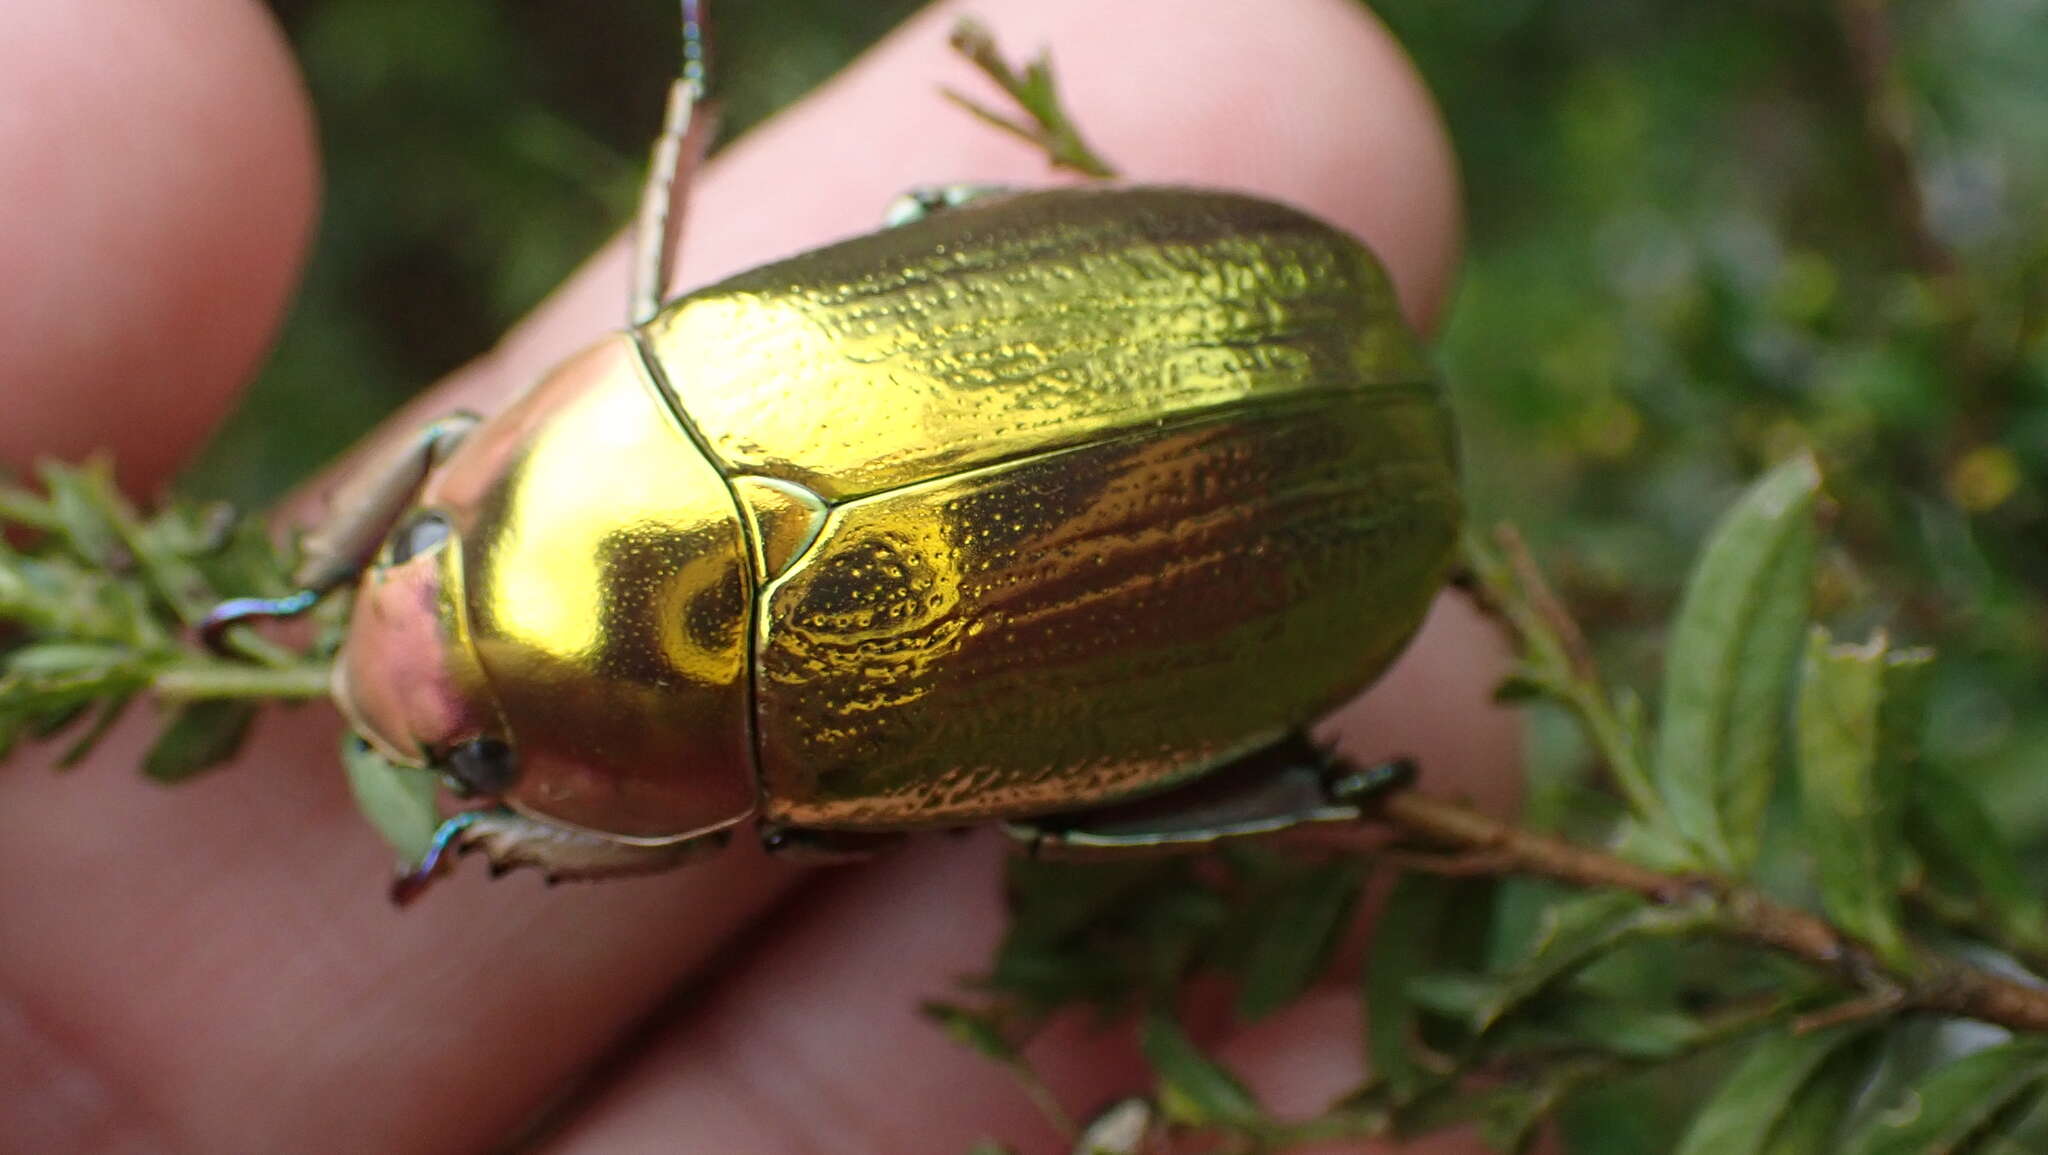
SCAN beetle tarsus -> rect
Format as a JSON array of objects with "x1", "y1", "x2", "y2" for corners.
[{"x1": 389, "y1": 808, "x2": 731, "y2": 905}]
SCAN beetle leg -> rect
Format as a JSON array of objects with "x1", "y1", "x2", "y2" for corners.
[
  {"x1": 390, "y1": 808, "x2": 729, "y2": 905},
  {"x1": 756, "y1": 822, "x2": 908, "y2": 863},
  {"x1": 1004, "y1": 732, "x2": 1416, "y2": 859},
  {"x1": 200, "y1": 413, "x2": 478, "y2": 652},
  {"x1": 629, "y1": 0, "x2": 719, "y2": 326},
  {"x1": 881, "y1": 183, "x2": 1021, "y2": 228}
]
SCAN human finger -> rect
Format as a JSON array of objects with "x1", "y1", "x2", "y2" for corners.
[{"x1": 0, "y1": 0, "x2": 315, "y2": 492}]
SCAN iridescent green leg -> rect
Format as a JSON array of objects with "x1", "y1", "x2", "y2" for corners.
[
  {"x1": 882, "y1": 183, "x2": 1021, "y2": 228},
  {"x1": 1004, "y1": 732, "x2": 1416, "y2": 858},
  {"x1": 392, "y1": 808, "x2": 729, "y2": 904}
]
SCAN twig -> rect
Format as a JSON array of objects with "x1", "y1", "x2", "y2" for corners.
[
  {"x1": 944, "y1": 19, "x2": 1120, "y2": 179},
  {"x1": 1496, "y1": 526, "x2": 1597, "y2": 685},
  {"x1": 1376, "y1": 790, "x2": 2048, "y2": 1034},
  {"x1": 151, "y1": 661, "x2": 333, "y2": 703},
  {"x1": 1791, "y1": 988, "x2": 1907, "y2": 1035},
  {"x1": 1464, "y1": 527, "x2": 1673, "y2": 835}
]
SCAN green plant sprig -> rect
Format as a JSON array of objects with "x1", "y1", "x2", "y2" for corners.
[{"x1": 0, "y1": 460, "x2": 334, "y2": 780}]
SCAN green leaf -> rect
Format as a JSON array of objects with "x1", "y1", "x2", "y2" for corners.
[
  {"x1": 1973, "y1": 1089, "x2": 2048, "y2": 1155},
  {"x1": 1493, "y1": 993, "x2": 1714, "y2": 1060},
  {"x1": 1908, "y1": 762, "x2": 2048, "y2": 955},
  {"x1": 1612, "y1": 815, "x2": 1700, "y2": 871},
  {"x1": 1674, "y1": 1021, "x2": 1878, "y2": 1155},
  {"x1": 143, "y1": 700, "x2": 258, "y2": 783},
  {"x1": 55, "y1": 693, "x2": 134, "y2": 769},
  {"x1": 1139, "y1": 1010, "x2": 1264, "y2": 1129},
  {"x1": 1464, "y1": 891, "x2": 1669, "y2": 1031},
  {"x1": 1653, "y1": 453, "x2": 1821, "y2": 871},
  {"x1": 1843, "y1": 1039, "x2": 2048, "y2": 1154},
  {"x1": 1236, "y1": 859, "x2": 1364, "y2": 1020},
  {"x1": 922, "y1": 1002, "x2": 1019, "y2": 1064},
  {"x1": 340, "y1": 735, "x2": 442, "y2": 866},
  {"x1": 37, "y1": 460, "x2": 124, "y2": 569},
  {"x1": 1794, "y1": 629, "x2": 1929, "y2": 967},
  {"x1": 1365, "y1": 873, "x2": 1459, "y2": 1098},
  {"x1": 1760, "y1": 1038, "x2": 1875, "y2": 1155}
]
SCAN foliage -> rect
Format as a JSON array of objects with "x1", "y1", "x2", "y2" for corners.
[{"x1": 0, "y1": 462, "x2": 334, "y2": 781}]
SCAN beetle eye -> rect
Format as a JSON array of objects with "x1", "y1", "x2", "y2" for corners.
[
  {"x1": 445, "y1": 737, "x2": 518, "y2": 796},
  {"x1": 386, "y1": 510, "x2": 452, "y2": 566}
]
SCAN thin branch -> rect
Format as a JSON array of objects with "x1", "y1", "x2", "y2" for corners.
[
  {"x1": 1464, "y1": 527, "x2": 1673, "y2": 834},
  {"x1": 151, "y1": 661, "x2": 333, "y2": 703},
  {"x1": 1375, "y1": 790, "x2": 2048, "y2": 1035}
]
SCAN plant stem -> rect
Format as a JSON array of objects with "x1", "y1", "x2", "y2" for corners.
[
  {"x1": 152, "y1": 661, "x2": 332, "y2": 703},
  {"x1": 1375, "y1": 790, "x2": 2048, "y2": 1035},
  {"x1": 1468, "y1": 527, "x2": 1675, "y2": 834}
]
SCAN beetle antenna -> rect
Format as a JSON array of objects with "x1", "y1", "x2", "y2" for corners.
[{"x1": 630, "y1": 0, "x2": 719, "y2": 327}]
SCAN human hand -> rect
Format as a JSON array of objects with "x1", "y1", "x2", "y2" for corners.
[{"x1": 0, "y1": 1, "x2": 1516, "y2": 1151}]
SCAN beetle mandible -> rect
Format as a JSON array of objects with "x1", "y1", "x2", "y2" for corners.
[{"x1": 205, "y1": 0, "x2": 1461, "y2": 902}]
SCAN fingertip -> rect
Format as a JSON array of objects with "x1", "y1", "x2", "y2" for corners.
[{"x1": 0, "y1": 0, "x2": 317, "y2": 492}]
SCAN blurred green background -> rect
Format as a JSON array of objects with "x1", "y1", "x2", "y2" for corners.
[{"x1": 203, "y1": 2, "x2": 2046, "y2": 1146}]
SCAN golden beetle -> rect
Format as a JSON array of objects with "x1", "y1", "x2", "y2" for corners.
[{"x1": 206, "y1": 3, "x2": 1460, "y2": 901}]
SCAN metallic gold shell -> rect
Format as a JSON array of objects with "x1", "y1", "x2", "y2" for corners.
[
  {"x1": 423, "y1": 336, "x2": 756, "y2": 840},
  {"x1": 645, "y1": 187, "x2": 1431, "y2": 500},
  {"x1": 643, "y1": 187, "x2": 1459, "y2": 829}
]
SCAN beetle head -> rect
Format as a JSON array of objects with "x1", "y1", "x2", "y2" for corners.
[{"x1": 331, "y1": 334, "x2": 759, "y2": 843}]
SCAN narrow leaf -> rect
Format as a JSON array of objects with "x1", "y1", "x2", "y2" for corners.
[
  {"x1": 1794, "y1": 629, "x2": 1924, "y2": 967},
  {"x1": 1494, "y1": 994, "x2": 1713, "y2": 1060},
  {"x1": 143, "y1": 700, "x2": 257, "y2": 783},
  {"x1": 340, "y1": 735, "x2": 442, "y2": 866},
  {"x1": 55, "y1": 693, "x2": 134, "y2": 769},
  {"x1": 1674, "y1": 1021, "x2": 1878, "y2": 1155},
  {"x1": 1139, "y1": 1010, "x2": 1264, "y2": 1128},
  {"x1": 1653, "y1": 453, "x2": 1821, "y2": 871},
  {"x1": 37, "y1": 460, "x2": 124, "y2": 568},
  {"x1": 1760, "y1": 1039, "x2": 1876, "y2": 1155},
  {"x1": 922, "y1": 1002, "x2": 1019, "y2": 1064},
  {"x1": 1844, "y1": 1040, "x2": 2048, "y2": 1155},
  {"x1": 1236, "y1": 860, "x2": 1364, "y2": 1019},
  {"x1": 1973, "y1": 1089, "x2": 2048, "y2": 1155},
  {"x1": 1466, "y1": 891, "x2": 1659, "y2": 1030},
  {"x1": 944, "y1": 19, "x2": 1120, "y2": 178},
  {"x1": 1365, "y1": 873, "x2": 1457, "y2": 1098},
  {"x1": 1908, "y1": 762, "x2": 2048, "y2": 955}
]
